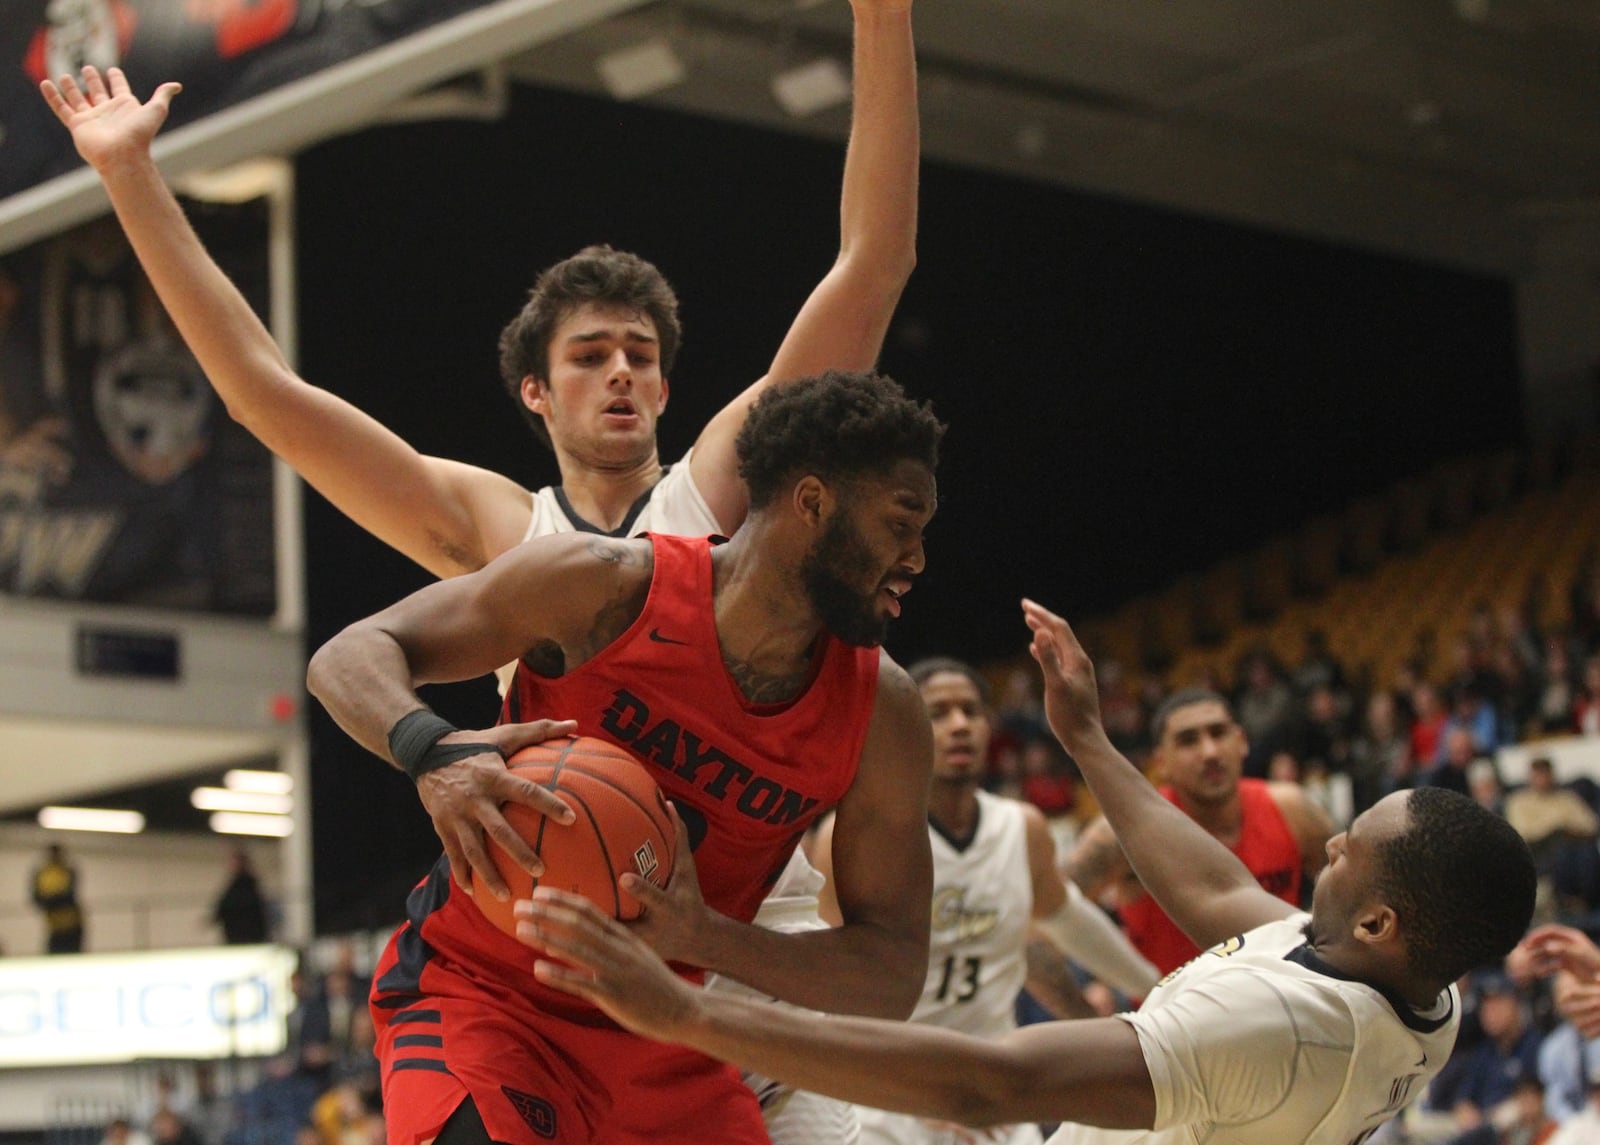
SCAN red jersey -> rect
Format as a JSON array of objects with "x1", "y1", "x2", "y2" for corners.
[
  {"x1": 369, "y1": 533, "x2": 881, "y2": 1143},
  {"x1": 1119, "y1": 778, "x2": 1303, "y2": 975}
]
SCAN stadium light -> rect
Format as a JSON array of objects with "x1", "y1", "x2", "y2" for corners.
[
  {"x1": 191, "y1": 787, "x2": 294, "y2": 815},
  {"x1": 209, "y1": 811, "x2": 294, "y2": 838},
  {"x1": 39, "y1": 806, "x2": 145, "y2": 834}
]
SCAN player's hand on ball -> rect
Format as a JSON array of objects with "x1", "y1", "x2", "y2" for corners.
[
  {"x1": 517, "y1": 887, "x2": 702, "y2": 1041},
  {"x1": 617, "y1": 806, "x2": 709, "y2": 964},
  {"x1": 416, "y1": 718, "x2": 579, "y2": 899}
]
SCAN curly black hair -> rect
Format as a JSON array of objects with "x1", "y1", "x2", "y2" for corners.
[
  {"x1": 736, "y1": 370, "x2": 944, "y2": 509},
  {"x1": 1374, "y1": 787, "x2": 1535, "y2": 985},
  {"x1": 497, "y1": 245, "x2": 681, "y2": 450}
]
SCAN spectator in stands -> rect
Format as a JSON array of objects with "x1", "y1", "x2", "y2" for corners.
[
  {"x1": 1537, "y1": 638, "x2": 1579, "y2": 736},
  {"x1": 1534, "y1": 1017, "x2": 1600, "y2": 1126},
  {"x1": 1350, "y1": 689, "x2": 1412, "y2": 810},
  {"x1": 1290, "y1": 627, "x2": 1347, "y2": 698},
  {"x1": 1468, "y1": 759, "x2": 1506, "y2": 818},
  {"x1": 30, "y1": 842, "x2": 84, "y2": 954},
  {"x1": 1018, "y1": 736, "x2": 1076, "y2": 819},
  {"x1": 1505, "y1": 757, "x2": 1600, "y2": 873},
  {"x1": 211, "y1": 847, "x2": 270, "y2": 945},
  {"x1": 187, "y1": 1062, "x2": 233, "y2": 1145},
  {"x1": 1096, "y1": 657, "x2": 1146, "y2": 753},
  {"x1": 1425, "y1": 726, "x2": 1489, "y2": 798},
  {"x1": 316, "y1": 939, "x2": 371, "y2": 1065},
  {"x1": 1298, "y1": 683, "x2": 1355, "y2": 776},
  {"x1": 1422, "y1": 971, "x2": 1544, "y2": 1145},
  {"x1": 1499, "y1": 1076, "x2": 1559, "y2": 1145},
  {"x1": 286, "y1": 956, "x2": 333, "y2": 1086},
  {"x1": 1234, "y1": 649, "x2": 1297, "y2": 774},
  {"x1": 101, "y1": 1118, "x2": 152, "y2": 1145},
  {"x1": 1438, "y1": 685, "x2": 1502, "y2": 763},
  {"x1": 224, "y1": 1054, "x2": 320, "y2": 1145},
  {"x1": 1576, "y1": 656, "x2": 1600, "y2": 737},
  {"x1": 149, "y1": 1110, "x2": 204, "y2": 1145},
  {"x1": 1412, "y1": 682, "x2": 1450, "y2": 770}
]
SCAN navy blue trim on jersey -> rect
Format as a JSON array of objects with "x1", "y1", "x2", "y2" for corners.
[
  {"x1": 374, "y1": 856, "x2": 452, "y2": 1000},
  {"x1": 553, "y1": 467, "x2": 666, "y2": 537},
  {"x1": 395, "y1": 1033, "x2": 445, "y2": 1048},
  {"x1": 392, "y1": 1058, "x2": 453, "y2": 1073},
  {"x1": 1286, "y1": 944, "x2": 1456, "y2": 1033},
  {"x1": 929, "y1": 802, "x2": 982, "y2": 854}
]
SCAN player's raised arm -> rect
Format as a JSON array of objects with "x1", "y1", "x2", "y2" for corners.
[
  {"x1": 1022, "y1": 599, "x2": 1300, "y2": 949},
  {"x1": 40, "y1": 67, "x2": 531, "y2": 579},
  {"x1": 689, "y1": 0, "x2": 920, "y2": 530}
]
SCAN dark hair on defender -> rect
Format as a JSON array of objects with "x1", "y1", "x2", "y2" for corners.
[
  {"x1": 1150, "y1": 688, "x2": 1234, "y2": 744},
  {"x1": 497, "y1": 245, "x2": 682, "y2": 450},
  {"x1": 908, "y1": 657, "x2": 991, "y2": 705},
  {"x1": 735, "y1": 370, "x2": 944, "y2": 510}
]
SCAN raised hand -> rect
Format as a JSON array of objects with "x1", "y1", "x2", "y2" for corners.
[
  {"x1": 39, "y1": 66, "x2": 181, "y2": 172},
  {"x1": 415, "y1": 718, "x2": 579, "y2": 899},
  {"x1": 1020, "y1": 598, "x2": 1105, "y2": 752}
]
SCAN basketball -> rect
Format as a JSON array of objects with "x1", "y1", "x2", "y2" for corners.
[{"x1": 470, "y1": 736, "x2": 676, "y2": 937}]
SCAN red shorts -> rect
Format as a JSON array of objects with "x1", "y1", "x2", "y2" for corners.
[{"x1": 371, "y1": 926, "x2": 769, "y2": 1145}]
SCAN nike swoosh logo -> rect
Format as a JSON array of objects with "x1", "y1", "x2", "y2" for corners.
[{"x1": 648, "y1": 627, "x2": 689, "y2": 646}]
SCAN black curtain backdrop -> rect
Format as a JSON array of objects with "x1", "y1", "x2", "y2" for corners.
[{"x1": 294, "y1": 83, "x2": 1521, "y2": 932}]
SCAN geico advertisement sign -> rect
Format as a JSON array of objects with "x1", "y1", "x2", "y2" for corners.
[{"x1": 0, "y1": 945, "x2": 297, "y2": 1066}]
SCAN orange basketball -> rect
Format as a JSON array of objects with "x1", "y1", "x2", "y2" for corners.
[{"x1": 471, "y1": 736, "x2": 676, "y2": 937}]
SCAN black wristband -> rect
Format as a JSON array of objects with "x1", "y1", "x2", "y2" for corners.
[{"x1": 387, "y1": 709, "x2": 504, "y2": 782}]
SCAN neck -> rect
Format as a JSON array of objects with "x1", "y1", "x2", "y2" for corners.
[
  {"x1": 710, "y1": 527, "x2": 825, "y2": 703},
  {"x1": 554, "y1": 450, "x2": 663, "y2": 532},
  {"x1": 928, "y1": 781, "x2": 980, "y2": 838}
]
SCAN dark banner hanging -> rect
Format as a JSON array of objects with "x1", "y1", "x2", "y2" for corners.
[
  {"x1": 0, "y1": 197, "x2": 276, "y2": 615},
  {"x1": 0, "y1": 0, "x2": 508, "y2": 202}
]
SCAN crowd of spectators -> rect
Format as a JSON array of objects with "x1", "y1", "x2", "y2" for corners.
[
  {"x1": 97, "y1": 940, "x2": 383, "y2": 1145},
  {"x1": 978, "y1": 551, "x2": 1600, "y2": 1145}
]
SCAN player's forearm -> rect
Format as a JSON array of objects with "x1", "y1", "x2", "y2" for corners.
[
  {"x1": 692, "y1": 912, "x2": 924, "y2": 1018},
  {"x1": 840, "y1": 2, "x2": 919, "y2": 287},
  {"x1": 91, "y1": 151, "x2": 300, "y2": 429},
  {"x1": 306, "y1": 626, "x2": 428, "y2": 766},
  {"x1": 677, "y1": 992, "x2": 1151, "y2": 1131}
]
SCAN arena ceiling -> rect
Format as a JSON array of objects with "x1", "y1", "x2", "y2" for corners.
[{"x1": 500, "y1": 0, "x2": 1600, "y2": 274}]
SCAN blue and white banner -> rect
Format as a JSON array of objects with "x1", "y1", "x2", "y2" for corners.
[{"x1": 0, "y1": 944, "x2": 297, "y2": 1066}]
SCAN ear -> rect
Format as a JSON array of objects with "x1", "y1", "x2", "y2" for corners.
[
  {"x1": 656, "y1": 376, "x2": 670, "y2": 414},
  {"x1": 521, "y1": 375, "x2": 549, "y2": 417},
  {"x1": 792, "y1": 474, "x2": 835, "y2": 529},
  {"x1": 1353, "y1": 902, "x2": 1399, "y2": 949}
]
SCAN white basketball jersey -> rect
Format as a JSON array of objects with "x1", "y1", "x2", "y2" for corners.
[
  {"x1": 917, "y1": 791, "x2": 1035, "y2": 1036},
  {"x1": 1047, "y1": 914, "x2": 1458, "y2": 1145},
  {"x1": 858, "y1": 794, "x2": 1041, "y2": 1145},
  {"x1": 521, "y1": 448, "x2": 723, "y2": 544}
]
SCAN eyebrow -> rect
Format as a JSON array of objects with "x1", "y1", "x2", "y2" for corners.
[
  {"x1": 566, "y1": 328, "x2": 658, "y2": 346},
  {"x1": 894, "y1": 490, "x2": 937, "y2": 514}
]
